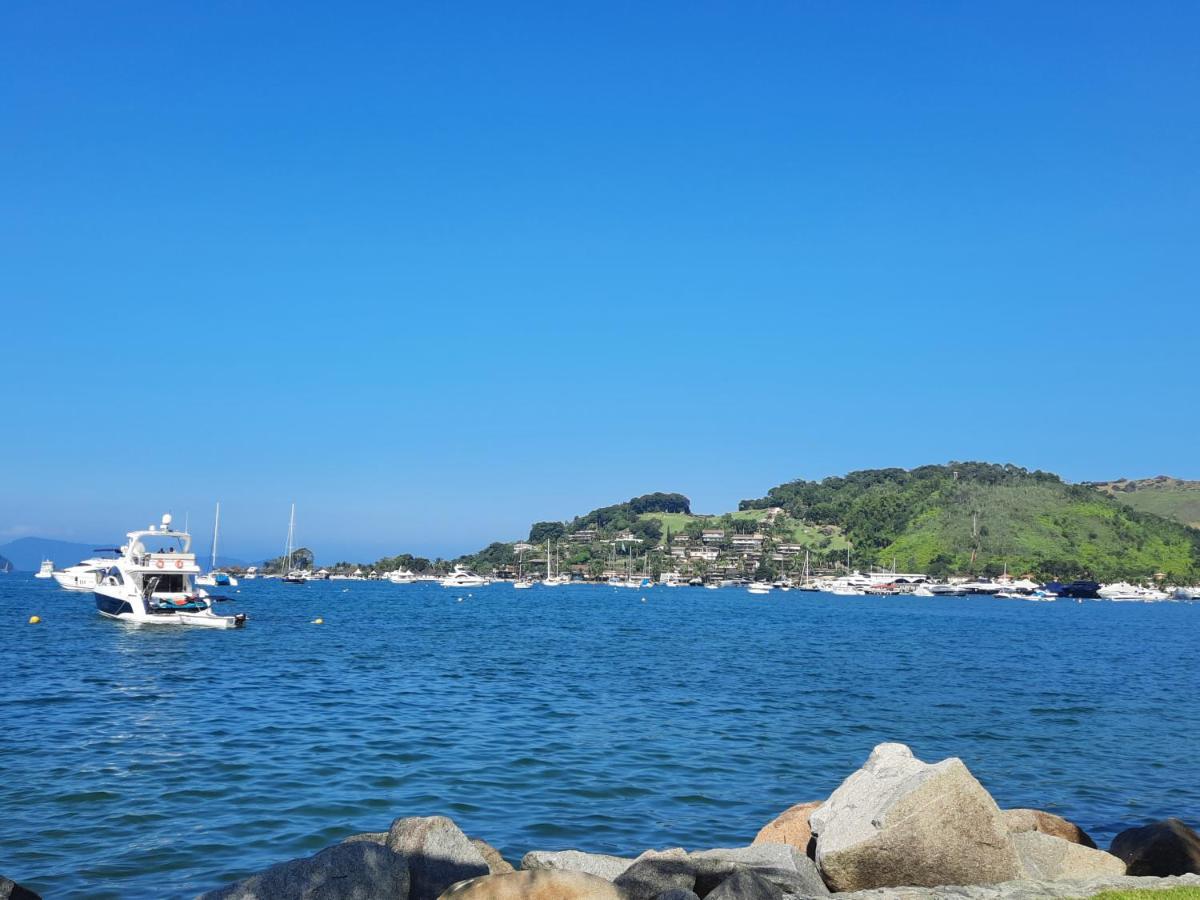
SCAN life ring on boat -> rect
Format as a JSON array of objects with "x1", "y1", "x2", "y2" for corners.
[
  {"x1": 155, "y1": 560, "x2": 165, "y2": 569},
  {"x1": 175, "y1": 560, "x2": 184, "y2": 569}
]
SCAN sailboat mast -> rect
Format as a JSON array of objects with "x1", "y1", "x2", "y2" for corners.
[
  {"x1": 286, "y1": 503, "x2": 296, "y2": 571},
  {"x1": 211, "y1": 502, "x2": 221, "y2": 570}
]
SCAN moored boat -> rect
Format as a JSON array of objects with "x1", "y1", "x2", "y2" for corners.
[
  {"x1": 92, "y1": 514, "x2": 246, "y2": 628},
  {"x1": 35, "y1": 559, "x2": 55, "y2": 579},
  {"x1": 440, "y1": 565, "x2": 489, "y2": 588}
]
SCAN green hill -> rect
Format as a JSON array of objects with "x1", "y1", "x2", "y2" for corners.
[
  {"x1": 1089, "y1": 477, "x2": 1200, "y2": 529},
  {"x1": 740, "y1": 463, "x2": 1200, "y2": 581}
]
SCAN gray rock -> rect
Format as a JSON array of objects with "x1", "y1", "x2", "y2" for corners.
[
  {"x1": 471, "y1": 838, "x2": 514, "y2": 875},
  {"x1": 520, "y1": 849, "x2": 635, "y2": 881},
  {"x1": 386, "y1": 815, "x2": 489, "y2": 900},
  {"x1": 198, "y1": 841, "x2": 410, "y2": 900},
  {"x1": 655, "y1": 892, "x2": 700, "y2": 900},
  {"x1": 0, "y1": 876, "x2": 41, "y2": 900},
  {"x1": 613, "y1": 856, "x2": 697, "y2": 900},
  {"x1": 688, "y1": 846, "x2": 828, "y2": 896},
  {"x1": 810, "y1": 742, "x2": 1021, "y2": 892},
  {"x1": 1012, "y1": 831, "x2": 1125, "y2": 879},
  {"x1": 1110, "y1": 817, "x2": 1200, "y2": 876},
  {"x1": 820, "y1": 871, "x2": 1200, "y2": 898},
  {"x1": 706, "y1": 869, "x2": 781, "y2": 899}
]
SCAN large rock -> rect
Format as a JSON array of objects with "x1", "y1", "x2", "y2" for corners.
[
  {"x1": 688, "y1": 845, "x2": 828, "y2": 896},
  {"x1": 1110, "y1": 817, "x2": 1200, "y2": 876},
  {"x1": 654, "y1": 892, "x2": 700, "y2": 900},
  {"x1": 1002, "y1": 809, "x2": 1097, "y2": 849},
  {"x1": 471, "y1": 839, "x2": 514, "y2": 875},
  {"x1": 809, "y1": 742, "x2": 1021, "y2": 892},
  {"x1": 386, "y1": 815, "x2": 489, "y2": 900},
  {"x1": 705, "y1": 869, "x2": 781, "y2": 899},
  {"x1": 0, "y1": 876, "x2": 41, "y2": 900},
  {"x1": 521, "y1": 849, "x2": 635, "y2": 881},
  {"x1": 437, "y1": 869, "x2": 623, "y2": 899},
  {"x1": 198, "y1": 841, "x2": 410, "y2": 900},
  {"x1": 753, "y1": 801, "x2": 822, "y2": 858},
  {"x1": 613, "y1": 853, "x2": 696, "y2": 900},
  {"x1": 826, "y1": 871, "x2": 1200, "y2": 898},
  {"x1": 1011, "y1": 831, "x2": 1125, "y2": 879}
]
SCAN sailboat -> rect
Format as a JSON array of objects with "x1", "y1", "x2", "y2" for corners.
[
  {"x1": 541, "y1": 540, "x2": 568, "y2": 586},
  {"x1": 513, "y1": 547, "x2": 533, "y2": 589},
  {"x1": 281, "y1": 504, "x2": 307, "y2": 583},
  {"x1": 797, "y1": 550, "x2": 819, "y2": 591},
  {"x1": 196, "y1": 502, "x2": 238, "y2": 587}
]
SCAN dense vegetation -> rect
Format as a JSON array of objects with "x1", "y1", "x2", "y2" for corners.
[
  {"x1": 1090, "y1": 476, "x2": 1200, "y2": 529},
  {"x1": 273, "y1": 466, "x2": 1200, "y2": 583},
  {"x1": 741, "y1": 463, "x2": 1200, "y2": 581}
]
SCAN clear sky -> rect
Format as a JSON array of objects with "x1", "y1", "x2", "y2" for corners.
[{"x1": 2, "y1": 2, "x2": 1197, "y2": 562}]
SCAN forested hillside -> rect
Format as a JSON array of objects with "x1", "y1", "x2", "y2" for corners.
[{"x1": 741, "y1": 463, "x2": 1200, "y2": 580}]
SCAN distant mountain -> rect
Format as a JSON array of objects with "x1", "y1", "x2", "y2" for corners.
[
  {"x1": 0, "y1": 537, "x2": 108, "y2": 572},
  {"x1": 739, "y1": 462, "x2": 1200, "y2": 581},
  {"x1": 1088, "y1": 476, "x2": 1200, "y2": 530}
]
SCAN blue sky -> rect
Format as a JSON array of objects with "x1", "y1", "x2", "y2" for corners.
[{"x1": 2, "y1": 2, "x2": 1197, "y2": 562}]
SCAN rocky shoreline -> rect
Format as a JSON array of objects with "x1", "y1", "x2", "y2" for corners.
[{"x1": 6, "y1": 743, "x2": 1199, "y2": 899}]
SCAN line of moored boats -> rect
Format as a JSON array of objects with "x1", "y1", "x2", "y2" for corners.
[{"x1": 28, "y1": 513, "x2": 1198, "y2": 631}]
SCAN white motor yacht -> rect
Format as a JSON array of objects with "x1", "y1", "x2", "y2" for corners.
[
  {"x1": 53, "y1": 557, "x2": 115, "y2": 592},
  {"x1": 440, "y1": 565, "x2": 489, "y2": 588},
  {"x1": 387, "y1": 569, "x2": 416, "y2": 584},
  {"x1": 92, "y1": 514, "x2": 246, "y2": 628},
  {"x1": 1099, "y1": 582, "x2": 1169, "y2": 601},
  {"x1": 747, "y1": 582, "x2": 772, "y2": 595},
  {"x1": 35, "y1": 559, "x2": 54, "y2": 579}
]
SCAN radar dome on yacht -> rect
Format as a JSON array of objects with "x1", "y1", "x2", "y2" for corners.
[{"x1": 162, "y1": 513, "x2": 173, "y2": 529}]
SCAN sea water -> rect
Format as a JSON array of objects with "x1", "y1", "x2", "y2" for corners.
[{"x1": 2, "y1": 575, "x2": 1197, "y2": 898}]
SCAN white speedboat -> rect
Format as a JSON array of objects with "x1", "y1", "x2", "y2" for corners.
[
  {"x1": 243, "y1": 566, "x2": 258, "y2": 580},
  {"x1": 53, "y1": 558, "x2": 114, "y2": 592},
  {"x1": 35, "y1": 559, "x2": 54, "y2": 579},
  {"x1": 747, "y1": 582, "x2": 772, "y2": 595},
  {"x1": 441, "y1": 566, "x2": 488, "y2": 588},
  {"x1": 1099, "y1": 582, "x2": 1169, "y2": 601},
  {"x1": 92, "y1": 514, "x2": 246, "y2": 629},
  {"x1": 513, "y1": 578, "x2": 533, "y2": 590}
]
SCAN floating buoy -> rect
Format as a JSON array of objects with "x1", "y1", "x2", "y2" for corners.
[
  {"x1": 641, "y1": 597, "x2": 646, "y2": 603},
  {"x1": 29, "y1": 615, "x2": 41, "y2": 624},
  {"x1": 312, "y1": 617, "x2": 324, "y2": 624}
]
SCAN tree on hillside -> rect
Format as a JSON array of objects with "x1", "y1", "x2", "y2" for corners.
[{"x1": 529, "y1": 521, "x2": 566, "y2": 544}]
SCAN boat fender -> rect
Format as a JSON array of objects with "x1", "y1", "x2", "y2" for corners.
[
  {"x1": 29, "y1": 615, "x2": 40, "y2": 624},
  {"x1": 156, "y1": 560, "x2": 165, "y2": 569},
  {"x1": 312, "y1": 617, "x2": 323, "y2": 624},
  {"x1": 175, "y1": 560, "x2": 183, "y2": 569}
]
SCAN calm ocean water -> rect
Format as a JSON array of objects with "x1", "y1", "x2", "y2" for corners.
[{"x1": 1, "y1": 575, "x2": 1197, "y2": 898}]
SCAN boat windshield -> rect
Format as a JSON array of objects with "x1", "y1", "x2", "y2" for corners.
[
  {"x1": 143, "y1": 574, "x2": 188, "y2": 594},
  {"x1": 129, "y1": 533, "x2": 189, "y2": 558}
]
